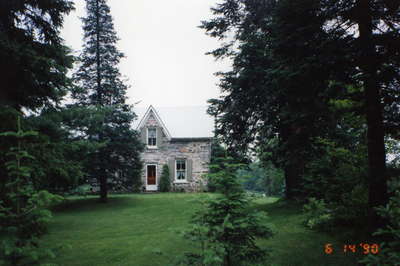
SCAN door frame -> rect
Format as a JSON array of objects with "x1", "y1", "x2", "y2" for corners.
[{"x1": 145, "y1": 164, "x2": 158, "y2": 191}]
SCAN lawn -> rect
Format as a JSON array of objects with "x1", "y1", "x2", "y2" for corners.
[{"x1": 42, "y1": 193, "x2": 362, "y2": 266}]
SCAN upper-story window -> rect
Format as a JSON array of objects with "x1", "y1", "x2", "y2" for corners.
[
  {"x1": 176, "y1": 159, "x2": 186, "y2": 181},
  {"x1": 147, "y1": 128, "x2": 157, "y2": 147}
]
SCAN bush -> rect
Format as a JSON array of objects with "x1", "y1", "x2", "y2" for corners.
[
  {"x1": 360, "y1": 181, "x2": 400, "y2": 266},
  {"x1": 303, "y1": 198, "x2": 334, "y2": 231},
  {"x1": 159, "y1": 164, "x2": 171, "y2": 192},
  {"x1": 302, "y1": 137, "x2": 368, "y2": 227},
  {"x1": 334, "y1": 184, "x2": 368, "y2": 227}
]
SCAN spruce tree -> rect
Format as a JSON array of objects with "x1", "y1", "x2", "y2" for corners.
[
  {"x1": 182, "y1": 156, "x2": 273, "y2": 266},
  {"x1": 0, "y1": 115, "x2": 63, "y2": 265},
  {"x1": 0, "y1": 0, "x2": 74, "y2": 111},
  {"x1": 73, "y1": 0, "x2": 143, "y2": 202}
]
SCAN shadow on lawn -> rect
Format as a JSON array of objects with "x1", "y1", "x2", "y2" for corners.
[
  {"x1": 253, "y1": 198, "x2": 303, "y2": 217},
  {"x1": 52, "y1": 195, "x2": 139, "y2": 213}
]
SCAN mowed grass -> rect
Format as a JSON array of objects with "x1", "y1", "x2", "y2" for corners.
[
  {"x1": 254, "y1": 199, "x2": 362, "y2": 266},
  {"x1": 42, "y1": 193, "x2": 362, "y2": 266}
]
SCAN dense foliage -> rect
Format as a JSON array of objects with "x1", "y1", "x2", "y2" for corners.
[
  {"x1": 361, "y1": 181, "x2": 400, "y2": 266},
  {"x1": 159, "y1": 165, "x2": 171, "y2": 192},
  {"x1": 0, "y1": 1, "x2": 74, "y2": 264},
  {"x1": 0, "y1": 116, "x2": 63, "y2": 265},
  {"x1": 0, "y1": 0, "x2": 74, "y2": 111},
  {"x1": 202, "y1": 0, "x2": 400, "y2": 233},
  {"x1": 24, "y1": 108, "x2": 96, "y2": 193},
  {"x1": 181, "y1": 157, "x2": 273, "y2": 266}
]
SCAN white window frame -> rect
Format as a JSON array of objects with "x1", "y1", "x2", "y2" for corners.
[
  {"x1": 147, "y1": 128, "x2": 157, "y2": 148},
  {"x1": 175, "y1": 159, "x2": 187, "y2": 183}
]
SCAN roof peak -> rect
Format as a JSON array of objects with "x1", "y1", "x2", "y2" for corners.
[{"x1": 136, "y1": 105, "x2": 172, "y2": 139}]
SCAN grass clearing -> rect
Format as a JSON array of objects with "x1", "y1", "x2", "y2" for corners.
[{"x1": 42, "y1": 193, "x2": 361, "y2": 265}]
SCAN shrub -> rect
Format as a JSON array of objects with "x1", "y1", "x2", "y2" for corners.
[
  {"x1": 334, "y1": 184, "x2": 368, "y2": 227},
  {"x1": 159, "y1": 164, "x2": 171, "y2": 192},
  {"x1": 360, "y1": 181, "x2": 400, "y2": 266},
  {"x1": 303, "y1": 198, "x2": 334, "y2": 231},
  {"x1": 302, "y1": 137, "x2": 369, "y2": 227}
]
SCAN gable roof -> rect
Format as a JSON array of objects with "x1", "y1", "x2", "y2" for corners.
[
  {"x1": 136, "y1": 105, "x2": 172, "y2": 139},
  {"x1": 134, "y1": 106, "x2": 214, "y2": 138}
]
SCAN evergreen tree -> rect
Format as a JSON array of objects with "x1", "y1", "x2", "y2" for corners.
[
  {"x1": 0, "y1": 2, "x2": 74, "y2": 263},
  {"x1": 207, "y1": 138, "x2": 228, "y2": 192},
  {"x1": 25, "y1": 107, "x2": 102, "y2": 193},
  {"x1": 0, "y1": 116, "x2": 63, "y2": 265},
  {"x1": 73, "y1": 0, "x2": 143, "y2": 202},
  {"x1": 159, "y1": 165, "x2": 171, "y2": 192},
  {"x1": 0, "y1": 0, "x2": 75, "y2": 198},
  {"x1": 201, "y1": 0, "x2": 339, "y2": 199},
  {"x1": 0, "y1": 0, "x2": 74, "y2": 111},
  {"x1": 202, "y1": 0, "x2": 400, "y2": 230},
  {"x1": 182, "y1": 156, "x2": 273, "y2": 266},
  {"x1": 319, "y1": 0, "x2": 400, "y2": 231}
]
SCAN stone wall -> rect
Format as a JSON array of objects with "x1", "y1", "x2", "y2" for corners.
[{"x1": 141, "y1": 138, "x2": 211, "y2": 192}]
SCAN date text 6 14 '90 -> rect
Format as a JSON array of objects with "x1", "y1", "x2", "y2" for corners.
[{"x1": 324, "y1": 243, "x2": 379, "y2": 254}]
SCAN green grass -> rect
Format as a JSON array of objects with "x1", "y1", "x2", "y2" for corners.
[
  {"x1": 41, "y1": 193, "x2": 362, "y2": 266},
  {"x1": 255, "y1": 199, "x2": 362, "y2": 266}
]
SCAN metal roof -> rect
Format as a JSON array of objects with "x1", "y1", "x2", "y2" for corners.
[{"x1": 133, "y1": 106, "x2": 214, "y2": 138}]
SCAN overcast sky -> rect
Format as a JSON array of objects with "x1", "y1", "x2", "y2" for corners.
[{"x1": 60, "y1": 0, "x2": 230, "y2": 109}]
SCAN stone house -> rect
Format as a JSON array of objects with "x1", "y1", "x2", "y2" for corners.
[{"x1": 137, "y1": 105, "x2": 212, "y2": 192}]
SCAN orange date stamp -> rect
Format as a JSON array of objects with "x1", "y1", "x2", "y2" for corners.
[{"x1": 324, "y1": 243, "x2": 379, "y2": 255}]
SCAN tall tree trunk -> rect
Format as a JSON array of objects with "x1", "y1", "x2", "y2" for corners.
[
  {"x1": 356, "y1": 0, "x2": 388, "y2": 231},
  {"x1": 99, "y1": 171, "x2": 108, "y2": 203},
  {"x1": 224, "y1": 250, "x2": 231, "y2": 266},
  {"x1": 280, "y1": 125, "x2": 304, "y2": 200},
  {"x1": 95, "y1": 0, "x2": 107, "y2": 203},
  {"x1": 284, "y1": 164, "x2": 301, "y2": 200},
  {"x1": 96, "y1": 0, "x2": 102, "y2": 106}
]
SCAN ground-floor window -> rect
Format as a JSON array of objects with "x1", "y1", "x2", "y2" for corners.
[{"x1": 175, "y1": 159, "x2": 186, "y2": 181}]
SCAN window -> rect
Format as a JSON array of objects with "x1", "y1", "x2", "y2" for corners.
[
  {"x1": 175, "y1": 159, "x2": 186, "y2": 181},
  {"x1": 147, "y1": 128, "x2": 156, "y2": 146}
]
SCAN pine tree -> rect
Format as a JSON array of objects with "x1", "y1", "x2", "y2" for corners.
[
  {"x1": 73, "y1": 0, "x2": 143, "y2": 202},
  {"x1": 0, "y1": 0, "x2": 74, "y2": 111}
]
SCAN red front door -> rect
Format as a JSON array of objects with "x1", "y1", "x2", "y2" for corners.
[{"x1": 147, "y1": 165, "x2": 156, "y2": 185}]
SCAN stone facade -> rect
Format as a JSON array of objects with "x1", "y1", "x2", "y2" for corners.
[{"x1": 138, "y1": 106, "x2": 211, "y2": 192}]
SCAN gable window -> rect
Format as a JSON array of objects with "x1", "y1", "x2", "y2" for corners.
[
  {"x1": 175, "y1": 159, "x2": 186, "y2": 181},
  {"x1": 147, "y1": 128, "x2": 157, "y2": 147}
]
